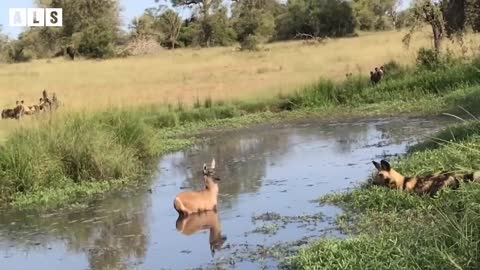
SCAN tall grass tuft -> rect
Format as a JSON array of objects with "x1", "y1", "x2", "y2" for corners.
[{"x1": 0, "y1": 113, "x2": 143, "y2": 202}]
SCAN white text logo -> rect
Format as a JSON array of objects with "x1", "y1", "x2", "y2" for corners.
[{"x1": 9, "y1": 8, "x2": 63, "y2": 27}]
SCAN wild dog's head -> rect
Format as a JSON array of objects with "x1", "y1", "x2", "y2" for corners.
[{"x1": 371, "y1": 160, "x2": 405, "y2": 189}]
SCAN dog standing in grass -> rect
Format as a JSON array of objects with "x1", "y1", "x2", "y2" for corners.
[{"x1": 370, "y1": 66, "x2": 386, "y2": 85}]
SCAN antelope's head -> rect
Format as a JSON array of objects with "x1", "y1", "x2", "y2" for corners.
[{"x1": 203, "y1": 159, "x2": 221, "y2": 190}]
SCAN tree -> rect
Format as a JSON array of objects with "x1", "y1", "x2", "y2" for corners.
[
  {"x1": 352, "y1": 0, "x2": 400, "y2": 30},
  {"x1": 168, "y1": 0, "x2": 219, "y2": 17},
  {"x1": 404, "y1": 0, "x2": 445, "y2": 52},
  {"x1": 199, "y1": 6, "x2": 236, "y2": 46},
  {"x1": 130, "y1": 11, "x2": 158, "y2": 39},
  {"x1": 0, "y1": 27, "x2": 11, "y2": 62},
  {"x1": 36, "y1": 0, "x2": 121, "y2": 58},
  {"x1": 469, "y1": 0, "x2": 480, "y2": 31},
  {"x1": 78, "y1": 24, "x2": 116, "y2": 58},
  {"x1": 177, "y1": 18, "x2": 199, "y2": 47},
  {"x1": 131, "y1": 7, "x2": 183, "y2": 49},
  {"x1": 275, "y1": 0, "x2": 356, "y2": 40},
  {"x1": 309, "y1": 0, "x2": 356, "y2": 37},
  {"x1": 168, "y1": 0, "x2": 236, "y2": 47},
  {"x1": 156, "y1": 9, "x2": 183, "y2": 48},
  {"x1": 389, "y1": 0, "x2": 403, "y2": 28},
  {"x1": 441, "y1": 0, "x2": 465, "y2": 36},
  {"x1": 232, "y1": 0, "x2": 276, "y2": 50},
  {"x1": 441, "y1": 0, "x2": 480, "y2": 35},
  {"x1": 275, "y1": 0, "x2": 309, "y2": 40},
  {"x1": 395, "y1": 8, "x2": 416, "y2": 29}
]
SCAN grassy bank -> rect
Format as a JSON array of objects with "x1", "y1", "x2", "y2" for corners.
[
  {"x1": 1, "y1": 57, "x2": 480, "y2": 208},
  {"x1": 286, "y1": 120, "x2": 480, "y2": 269}
]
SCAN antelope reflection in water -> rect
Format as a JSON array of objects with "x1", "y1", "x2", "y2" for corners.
[{"x1": 175, "y1": 211, "x2": 227, "y2": 257}]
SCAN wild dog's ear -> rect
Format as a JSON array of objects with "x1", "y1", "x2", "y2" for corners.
[
  {"x1": 203, "y1": 163, "x2": 208, "y2": 175},
  {"x1": 380, "y1": 160, "x2": 391, "y2": 171},
  {"x1": 372, "y1": 161, "x2": 381, "y2": 170},
  {"x1": 211, "y1": 159, "x2": 215, "y2": 169}
]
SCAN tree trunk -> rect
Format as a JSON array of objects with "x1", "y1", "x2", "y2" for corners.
[
  {"x1": 432, "y1": 23, "x2": 443, "y2": 52},
  {"x1": 422, "y1": 1, "x2": 445, "y2": 53}
]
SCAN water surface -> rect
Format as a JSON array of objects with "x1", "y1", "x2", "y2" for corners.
[{"x1": 0, "y1": 117, "x2": 453, "y2": 270}]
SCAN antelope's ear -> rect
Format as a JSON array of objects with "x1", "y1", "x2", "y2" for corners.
[
  {"x1": 211, "y1": 159, "x2": 215, "y2": 169},
  {"x1": 372, "y1": 161, "x2": 381, "y2": 170},
  {"x1": 380, "y1": 160, "x2": 391, "y2": 171},
  {"x1": 203, "y1": 163, "x2": 208, "y2": 174}
]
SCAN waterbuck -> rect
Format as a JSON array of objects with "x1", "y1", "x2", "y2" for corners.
[{"x1": 173, "y1": 159, "x2": 221, "y2": 215}]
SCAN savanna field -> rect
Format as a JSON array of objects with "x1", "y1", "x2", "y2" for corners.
[
  {"x1": 1, "y1": 29, "x2": 478, "y2": 110},
  {"x1": 1, "y1": 29, "x2": 479, "y2": 141},
  {"x1": 2, "y1": 27, "x2": 480, "y2": 269}
]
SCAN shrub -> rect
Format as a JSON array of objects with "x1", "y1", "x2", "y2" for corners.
[
  {"x1": 240, "y1": 34, "x2": 260, "y2": 51},
  {"x1": 416, "y1": 47, "x2": 442, "y2": 70},
  {"x1": 6, "y1": 41, "x2": 34, "y2": 63},
  {"x1": 78, "y1": 25, "x2": 116, "y2": 58}
]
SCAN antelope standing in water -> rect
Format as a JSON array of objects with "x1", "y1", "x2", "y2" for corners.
[
  {"x1": 173, "y1": 159, "x2": 221, "y2": 215},
  {"x1": 176, "y1": 211, "x2": 227, "y2": 256}
]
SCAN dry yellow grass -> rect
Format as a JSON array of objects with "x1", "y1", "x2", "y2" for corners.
[{"x1": 0, "y1": 30, "x2": 478, "y2": 114}]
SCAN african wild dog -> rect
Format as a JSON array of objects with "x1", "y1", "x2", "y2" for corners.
[
  {"x1": 1, "y1": 108, "x2": 15, "y2": 119},
  {"x1": 379, "y1": 66, "x2": 385, "y2": 76},
  {"x1": 370, "y1": 66, "x2": 386, "y2": 85},
  {"x1": 372, "y1": 160, "x2": 479, "y2": 196},
  {"x1": 13, "y1": 101, "x2": 24, "y2": 119},
  {"x1": 370, "y1": 71, "x2": 380, "y2": 85}
]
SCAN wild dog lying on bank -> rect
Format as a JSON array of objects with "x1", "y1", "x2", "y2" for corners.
[
  {"x1": 173, "y1": 159, "x2": 221, "y2": 215},
  {"x1": 372, "y1": 160, "x2": 480, "y2": 196},
  {"x1": 176, "y1": 210, "x2": 227, "y2": 256}
]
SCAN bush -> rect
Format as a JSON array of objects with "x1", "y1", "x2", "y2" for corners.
[
  {"x1": 6, "y1": 41, "x2": 34, "y2": 63},
  {"x1": 273, "y1": 0, "x2": 356, "y2": 40},
  {"x1": 382, "y1": 60, "x2": 407, "y2": 80},
  {"x1": 240, "y1": 34, "x2": 260, "y2": 51},
  {"x1": 78, "y1": 25, "x2": 116, "y2": 58},
  {"x1": 416, "y1": 47, "x2": 442, "y2": 70}
]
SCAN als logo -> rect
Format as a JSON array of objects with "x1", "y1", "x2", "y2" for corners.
[{"x1": 9, "y1": 8, "x2": 63, "y2": 27}]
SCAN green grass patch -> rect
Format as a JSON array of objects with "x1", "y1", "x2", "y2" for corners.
[{"x1": 286, "y1": 121, "x2": 480, "y2": 270}]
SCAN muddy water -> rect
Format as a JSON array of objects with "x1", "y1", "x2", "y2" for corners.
[{"x1": 0, "y1": 117, "x2": 453, "y2": 270}]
